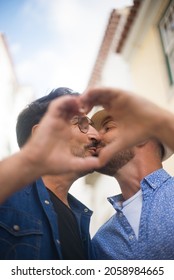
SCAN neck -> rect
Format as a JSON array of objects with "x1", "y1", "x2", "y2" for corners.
[
  {"x1": 114, "y1": 154, "x2": 162, "y2": 201},
  {"x1": 42, "y1": 172, "x2": 79, "y2": 207}
]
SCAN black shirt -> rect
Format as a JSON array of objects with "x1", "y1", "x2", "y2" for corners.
[{"x1": 47, "y1": 189, "x2": 86, "y2": 260}]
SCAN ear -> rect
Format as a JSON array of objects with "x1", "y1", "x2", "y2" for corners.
[
  {"x1": 31, "y1": 124, "x2": 39, "y2": 136},
  {"x1": 136, "y1": 140, "x2": 148, "y2": 147}
]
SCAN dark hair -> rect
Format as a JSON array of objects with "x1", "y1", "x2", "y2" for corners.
[
  {"x1": 158, "y1": 142, "x2": 165, "y2": 160},
  {"x1": 16, "y1": 87, "x2": 79, "y2": 147},
  {"x1": 152, "y1": 138, "x2": 165, "y2": 160}
]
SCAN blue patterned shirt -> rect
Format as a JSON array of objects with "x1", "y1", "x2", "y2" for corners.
[{"x1": 92, "y1": 168, "x2": 174, "y2": 259}]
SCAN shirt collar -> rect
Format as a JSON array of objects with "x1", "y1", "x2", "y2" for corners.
[
  {"x1": 34, "y1": 177, "x2": 93, "y2": 216},
  {"x1": 108, "y1": 194, "x2": 123, "y2": 211},
  {"x1": 68, "y1": 193, "x2": 93, "y2": 216},
  {"x1": 141, "y1": 168, "x2": 171, "y2": 190},
  {"x1": 107, "y1": 168, "x2": 171, "y2": 210}
]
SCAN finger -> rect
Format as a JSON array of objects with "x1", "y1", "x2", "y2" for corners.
[
  {"x1": 97, "y1": 142, "x2": 122, "y2": 166},
  {"x1": 69, "y1": 156, "x2": 103, "y2": 172},
  {"x1": 78, "y1": 98, "x2": 93, "y2": 115},
  {"x1": 97, "y1": 137, "x2": 139, "y2": 165},
  {"x1": 81, "y1": 87, "x2": 112, "y2": 108},
  {"x1": 49, "y1": 95, "x2": 83, "y2": 120}
]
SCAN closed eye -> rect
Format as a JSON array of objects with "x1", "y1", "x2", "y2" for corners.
[{"x1": 102, "y1": 121, "x2": 117, "y2": 133}]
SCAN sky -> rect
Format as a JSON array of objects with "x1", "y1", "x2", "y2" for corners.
[{"x1": 0, "y1": 0, "x2": 133, "y2": 97}]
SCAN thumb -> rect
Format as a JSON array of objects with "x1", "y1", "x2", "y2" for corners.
[
  {"x1": 70, "y1": 156, "x2": 103, "y2": 172},
  {"x1": 97, "y1": 138, "x2": 133, "y2": 165}
]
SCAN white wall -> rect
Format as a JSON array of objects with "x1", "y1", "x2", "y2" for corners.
[{"x1": 0, "y1": 34, "x2": 34, "y2": 158}]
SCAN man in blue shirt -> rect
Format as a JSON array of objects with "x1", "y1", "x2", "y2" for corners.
[
  {"x1": 91, "y1": 108, "x2": 174, "y2": 260},
  {"x1": 0, "y1": 87, "x2": 101, "y2": 260}
]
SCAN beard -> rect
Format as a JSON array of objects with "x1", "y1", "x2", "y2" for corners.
[
  {"x1": 71, "y1": 146, "x2": 86, "y2": 158},
  {"x1": 96, "y1": 149, "x2": 135, "y2": 176},
  {"x1": 71, "y1": 143, "x2": 98, "y2": 158}
]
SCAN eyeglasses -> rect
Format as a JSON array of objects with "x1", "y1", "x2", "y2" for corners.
[{"x1": 71, "y1": 116, "x2": 94, "y2": 134}]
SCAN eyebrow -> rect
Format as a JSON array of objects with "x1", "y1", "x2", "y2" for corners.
[{"x1": 101, "y1": 116, "x2": 113, "y2": 127}]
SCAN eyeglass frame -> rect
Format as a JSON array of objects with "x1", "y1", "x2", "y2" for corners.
[{"x1": 71, "y1": 115, "x2": 94, "y2": 134}]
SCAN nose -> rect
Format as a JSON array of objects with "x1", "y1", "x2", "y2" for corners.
[{"x1": 87, "y1": 125, "x2": 101, "y2": 143}]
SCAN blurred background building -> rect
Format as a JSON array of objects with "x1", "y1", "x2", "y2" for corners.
[
  {"x1": 71, "y1": 0, "x2": 174, "y2": 235},
  {"x1": 0, "y1": 33, "x2": 34, "y2": 158}
]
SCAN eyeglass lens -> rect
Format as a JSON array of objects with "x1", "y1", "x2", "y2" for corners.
[{"x1": 78, "y1": 116, "x2": 90, "y2": 133}]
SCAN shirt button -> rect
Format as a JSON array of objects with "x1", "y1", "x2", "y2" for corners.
[
  {"x1": 129, "y1": 235, "x2": 134, "y2": 240},
  {"x1": 13, "y1": 225, "x2": 20, "y2": 231},
  {"x1": 84, "y1": 208, "x2": 88, "y2": 213},
  {"x1": 44, "y1": 200, "x2": 50, "y2": 205},
  {"x1": 56, "y1": 239, "x2": 60, "y2": 245}
]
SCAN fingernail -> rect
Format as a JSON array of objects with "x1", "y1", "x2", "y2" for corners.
[{"x1": 79, "y1": 107, "x2": 85, "y2": 113}]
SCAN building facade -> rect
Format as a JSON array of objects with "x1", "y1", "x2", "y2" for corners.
[
  {"x1": 71, "y1": 0, "x2": 174, "y2": 235},
  {"x1": 0, "y1": 33, "x2": 34, "y2": 158}
]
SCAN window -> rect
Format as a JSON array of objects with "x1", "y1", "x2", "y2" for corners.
[{"x1": 159, "y1": 0, "x2": 174, "y2": 85}]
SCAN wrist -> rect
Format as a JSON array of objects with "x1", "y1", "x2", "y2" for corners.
[{"x1": 20, "y1": 145, "x2": 44, "y2": 178}]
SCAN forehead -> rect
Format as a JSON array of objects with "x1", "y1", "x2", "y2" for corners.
[
  {"x1": 101, "y1": 116, "x2": 113, "y2": 126},
  {"x1": 94, "y1": 116, "x2": 115, "y2": 130},
  {"x1": 71, "y1": 115, "x2": 90, "y2": 123}
]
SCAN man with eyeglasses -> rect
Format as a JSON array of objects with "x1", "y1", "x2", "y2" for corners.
[
  {"x1": 0, "y1": 87, "x2": 101, "y2": 260},
  {"x1": 0, "y1": 95, "x2": 101, "y2": 204}
]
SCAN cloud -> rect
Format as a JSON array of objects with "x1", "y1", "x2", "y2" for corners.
[
  {"x1": 12, "y1": 0, "x2": 127, "y2": 95},
  {"x1": 15, "y1": 46, "x2": 90, "y2": 95},
  {"x1": 10, "y1": 42, "x2": 21, "y2": 57},
  {"x1": 20, "y1": 0, "x2": 49, "y2": 23}
]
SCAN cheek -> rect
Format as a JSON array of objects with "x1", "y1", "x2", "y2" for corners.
[
  {"x1": 70, "y1": 126, "x2": 80, "y2": 141},
  {"x1": 101, "y1": 131, "x2": 119, "y2": 144},
  {"x1": 70, "y1": 126, "x2": 89, "y2": 148},
  {"x1": 70, "y1": 127, "x2": 94, "y2": 158}
]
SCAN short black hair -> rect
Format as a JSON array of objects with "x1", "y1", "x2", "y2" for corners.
[{"x1": 16, "y1": 87, "x2": 79, "y2": 148}]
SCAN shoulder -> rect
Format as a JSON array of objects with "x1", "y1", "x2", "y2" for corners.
[{"x1": 0, "y1": 182, "x2": 36, "y2": 207}]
